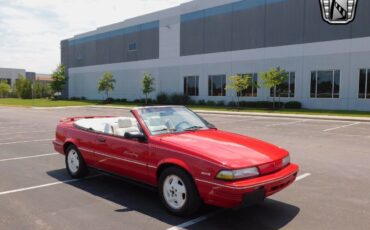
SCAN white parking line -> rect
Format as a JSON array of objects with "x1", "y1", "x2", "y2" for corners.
[
  {"x1": 0, "y1": 130, "x2": 54, "y2": 136},
  {"x1": 0, "y1": 175, "x2": 100, "y2": 196},
  {"x1": 266, "y1": 120, "x2": 307, "y2": 127},
  {"x1": 0, "y1": 139, "x2": 53, "y2": 146},
  {"x1": 323, "y1": 122, "x2": 361, "y2": 132},
  {"x1": 167, "y1": 173, "x2": 311, "y2": 230},
  {"x1": 167, "y1": 209, "x2": 223, "y2": 230},
  {"x1": 295, "y1": 173, "x2": 311, "y2": 181},
  {"x1": 0, "y1": 153, "x2": 58, "y2": 162}
]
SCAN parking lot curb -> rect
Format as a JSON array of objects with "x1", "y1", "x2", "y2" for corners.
[
  {"x1": 192, "y1": 110, "x2": 370, "y2": 122},
  {"x1": 90, "y1": 105, "x2": 370, "y2": 122}
]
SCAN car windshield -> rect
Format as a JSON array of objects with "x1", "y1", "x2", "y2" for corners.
[{"x1": 137, "y1": 107, "x2": 212, "y2": 135}]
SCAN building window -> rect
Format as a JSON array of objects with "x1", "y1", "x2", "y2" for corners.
[
  {"x1": 128, "y1": 43, "x2": 137, "y2": 51},
  {"x1": 0, "y1": 78, "x2": 11, "y2": 85},
  {"x1": 184, "y1": 76, "x2": 199, "y2": 96},
  {"x1": 359, "y1": 69, "x2": 370, "y2": 99},
  {"x1": 238, "y1": 73, "x2": 258, "y2": 97},
  {"x1": 310, "y1": 70, "x2": 340, "y2": 98},
  {"x1": 209, "y1": 75, "x2": 226, "y2": 96},
  {"x1": 270, "y1": 72, "x2": 295, "y2": 98}
]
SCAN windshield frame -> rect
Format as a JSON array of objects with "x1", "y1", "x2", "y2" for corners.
[{"x1": 133, "y1": 106, "x2": 215, "y2": 136}]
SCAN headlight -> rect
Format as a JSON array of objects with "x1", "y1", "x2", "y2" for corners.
[
  {"x1": 216, "y1": 167, "x2": 260, "y2": 180},
  {"x1": 282, "y1": 155, "x2": 290, "y2": 167}
]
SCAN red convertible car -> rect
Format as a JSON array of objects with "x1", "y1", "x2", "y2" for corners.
[{"x1": 53, "y1": 106, "x2": 299, "y2": 216}]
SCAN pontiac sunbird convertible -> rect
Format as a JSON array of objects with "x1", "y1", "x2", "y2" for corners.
[{"x1": 53, "y1": 106, "x2": 299, "y2": 216}]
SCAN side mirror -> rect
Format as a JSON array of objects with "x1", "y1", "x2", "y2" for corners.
[{"x1": 124, "y1": 131, "x2": 147, "y2": 142}]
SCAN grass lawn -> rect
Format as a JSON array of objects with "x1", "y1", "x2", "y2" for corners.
[
  {"x1": 0, "y1": 98, "x2": 100, "y2": 107},
  {"x1": 1, "y1": 98, "x2": 370, "y2": 118}
]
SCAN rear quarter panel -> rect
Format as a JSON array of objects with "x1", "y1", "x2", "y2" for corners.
[{"x1": 54, "y1": 121, "x2": 97, "y2": 166}]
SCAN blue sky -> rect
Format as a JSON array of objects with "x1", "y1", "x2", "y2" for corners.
[{"x1": 0, "y1": 0, "x2": 190, "y2": 73}]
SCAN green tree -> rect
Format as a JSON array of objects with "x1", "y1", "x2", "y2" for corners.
[
  {"x1": 225, "y1": 74, "x2": 253, "y2": 109},
  {"x1": 33, "y1": 81, "x2": 42, "y2": 98},
  {"x1": 50, "y1": 64, "x2": 67, "y2": 97},
  {"x1": 260, "y1": 67, "x2": 288, "y2": 109},
  {"x1": 15, "y1": 74, "x2": 32, "y2": 99},
  {"x1": 0, "y1": 80, "x2": 11, "y2": 98},
  {"x1": 142, "y1": 73, "x2": 155, "y2": 105},
  {"x1": 98, "y1": 72, "x2": 116, "y2": 99},
  {"x1": 41, "y1": 83, "x2": 52, "y2": 98}
]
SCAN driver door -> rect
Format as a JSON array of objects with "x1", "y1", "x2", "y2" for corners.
[{"x1": 94, "y1": 133, "x2": 150, "y2": 183}]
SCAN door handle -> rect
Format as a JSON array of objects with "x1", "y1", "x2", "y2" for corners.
[{"x1": 97, "y1": 137, "x2": 106, "y2": 143}]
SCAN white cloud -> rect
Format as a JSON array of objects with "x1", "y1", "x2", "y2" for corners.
[{"x1": 0, "y1": 0, "x2": 191, "y2": 73}]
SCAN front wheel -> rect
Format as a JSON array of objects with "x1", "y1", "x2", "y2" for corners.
[
  {"x1": 159, "y1": 167, "x2": 201, "y2": 216},
  {"x1": 65, "y1": 145, "x2": 88, "y2": 178}
]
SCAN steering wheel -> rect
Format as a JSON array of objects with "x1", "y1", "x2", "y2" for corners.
[{"x1": 175, "y1": 121, "x2": 191, "y2": 131}]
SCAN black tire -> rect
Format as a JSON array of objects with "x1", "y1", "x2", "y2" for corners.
[
  {"x1": 159, "y1": 166, "x2": 201, "y2": 216},
  {"x1": 65, "y1": 145, "x2": 88, "y2": 178}
]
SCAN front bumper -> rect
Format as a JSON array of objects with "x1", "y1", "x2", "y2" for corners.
[{"x1": 196, "y1": 163, "x2": 299, "y2": 208}]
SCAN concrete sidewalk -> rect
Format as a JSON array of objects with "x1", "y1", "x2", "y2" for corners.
[{"x1": 89, "y1": 105, "x2": 370, "y2": 122}]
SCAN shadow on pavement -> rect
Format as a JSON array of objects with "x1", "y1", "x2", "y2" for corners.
[{"x1": 47, "y1": 168, "x2": 299, "y2": 229}]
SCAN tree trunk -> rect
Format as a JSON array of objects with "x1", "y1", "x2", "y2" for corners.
[
  {"x1": 273, "y1": 86, "x2": 276, "y2": 109},
  {"x1": 237, "y1": 96, "x2": 240, "y2": 111},
  {"x1": 145, "y1": 94, "x2": 148, "y2": 105}
]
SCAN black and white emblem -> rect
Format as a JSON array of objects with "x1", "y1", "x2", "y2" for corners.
[{"x1": 320, "y1": 0, "x2": 358, "y2": 24}]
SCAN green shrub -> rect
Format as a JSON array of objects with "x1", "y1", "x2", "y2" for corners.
[
  {"x1": 188, "y1": 100, "x2": 197, "y2": 105},
  {"x1": 103, "y1": 97, "x2": 115, "y2": 104},
  {"x1": 239, "y1": 101, "x2": 257, "y2": 108},
  {"x1": 228, "y1": 101, "x2": 236, "y2": 107},
  {"x1": 156, "y1": 92, "x2": 169, "y2": 104},
  {"x1": 285, "y1": 101, "x2": 302, "y2": 109},
  {"x1": 216, "y1": 101, "x2": 225, "y2": 106},
  {"x1": 198, "y1": 100, "x2": 206, "y2": 106},
  {"x1": 206, "y1": 101, "x2": 216, "y2": 106},
  {"x1": 169, "y1": 93, "x2": 190, "y2": 105}
]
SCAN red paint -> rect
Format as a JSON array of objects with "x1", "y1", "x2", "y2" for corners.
[{"x1": 53, "y1": 109, "x2": 299, "y2": 208}]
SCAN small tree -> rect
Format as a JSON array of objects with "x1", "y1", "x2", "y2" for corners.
[
  {"x1": 260, "y1": 67, "x2": 288, "y2": 109},
  {"x1": 225, "y1": 74, "x2": 252, "y2": 109},
  {"x1": 33, "y1": 81, "x2": 42, "y2": 99},
  {"x1": 98, "y1": 72, "x2": 116, "y2": 99},
  {"x1": 50, "y1": 64, "x2": 67, "y2": 97},
  {"x1": 0, "y1": 80, "x2": 11, "y2": 98},
  {"x1": 142, "y1": 73, "x2": 155, "y2": 105},
  {"x1": 15, "y1": 74, "x2": 32, "y2": 99}
]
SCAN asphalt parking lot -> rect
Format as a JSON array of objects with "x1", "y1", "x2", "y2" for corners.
[{"x1": 0, "y1": 107, "x2": 369, "y2": 230}]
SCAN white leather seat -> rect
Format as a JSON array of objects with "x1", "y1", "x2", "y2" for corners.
[
  {"x1": 116, "y1": 118, "x2": 139, "y2": 136},
  {"x1": 103, "y1": 123, "x2": 114, "y2": 134},
  {"x1": 148, "y1": 116, "x2": 167, "y2": 132}
]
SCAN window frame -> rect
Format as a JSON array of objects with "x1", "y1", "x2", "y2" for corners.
[
  {"x1": 208, "y1": 75, "x2": 226, "y2": 97},
  {"x1": 128, "y1": 42, "x2": 137, "y2": 52},
  {"x1": 184, "y1": 75, "x2": 199, "y2": 96},
  {"x1": 310, "y1": 70, "x2": 340, "y2": 99},
  {"x1": 359, "y1": 68, "x2": 369, "y2": 99},
  {"x1": 0, "y1": 78, "x2": 11, "y2": 85},
  {"x1": 270, "y1": 72, "x2": 295, "y2": 98}
]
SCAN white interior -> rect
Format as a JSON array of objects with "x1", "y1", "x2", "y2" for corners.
[{"x1": 74, "y1": 117, "x2": 140, "y2": 136}]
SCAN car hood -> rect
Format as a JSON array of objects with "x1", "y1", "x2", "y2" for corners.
[{"x1": 159, "y1": 129, "x2": 288, "y2": 168}]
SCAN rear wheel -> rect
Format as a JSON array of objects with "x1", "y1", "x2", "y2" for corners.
[
  {"x1": 159, "y1": 167, "x2": 201, "y2": 216},
  {"x1": 65, "y1": 145, "x2": 88, "y2": 178}
]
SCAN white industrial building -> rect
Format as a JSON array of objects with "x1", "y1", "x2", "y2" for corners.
[{"x1": 62, "y1": 0, "x2": 370, "y2": 111}]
